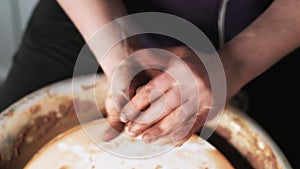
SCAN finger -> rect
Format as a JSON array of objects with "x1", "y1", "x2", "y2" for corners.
[
  {"x1": 102, "y1": 120, "x2": 125, "y2": 142},
  {"x1": 109, "y1": 87, "x2": 129, "y2": 111},
  {"x1": 128, "y1": 70, "x2": 152, "y2": 98},
  {"x1": 120, "y1": 72, "x2": 175, "y2": 123},
  {"x1": 166, "y1": 109, "x2": 209, "y2": 146},
  {"x1": 125, "y1": 86, "x2": 182, "y2": 137},
  {"x1": 102, "y1": 93, "x2": 125, "y2": 142},
  {"x1": 141, "y1": 100, "x2": 197, "y2": 143},
  {"x1": 153, "y1": 128, "x2": 193, "y2": 147},
  {"x1": 173, "y1": 133, "x2": 192, "y2": 147},
  {"x1": 107, "y1": 86, "x2": 129, "y2": 122},
  {"x1": 135, "y1": 85, "x2": 143, "y2": 94}
]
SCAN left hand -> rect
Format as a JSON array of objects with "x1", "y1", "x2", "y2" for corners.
[{"x1": 102, "y1": 47, "x2": 166, "y2": 141}]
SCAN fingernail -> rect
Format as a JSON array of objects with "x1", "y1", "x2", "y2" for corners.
[
  {"x1": 142, "y1": 133, "x2": 155, "y2": 143},
  {"x1": 124, "y1": 125, "x2": 134, "y2": 137},
  {"x1": 125, "y1": 125, "x2": 138, "y2": 137},
  {"x1": 119, "y1": 113, "x2": 128, "y2": 123},
  {"x1": 128, "y1": 131, "x2": 137, "y2": 137},
  {"x1": 127, "y1": 129, "x2": 137, "y2": 137}
]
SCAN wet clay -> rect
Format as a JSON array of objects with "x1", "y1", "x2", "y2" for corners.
[{"x1": 2, "y1": 98, "x2": 101, "y2": 169}]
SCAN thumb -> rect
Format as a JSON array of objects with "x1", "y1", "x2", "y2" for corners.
[
  {"x1": 102, "y1": 93, "x2": 125, "y2": 142},
  {"x1": 102, "y1": 119, "x2": 124, "y2": 142}
]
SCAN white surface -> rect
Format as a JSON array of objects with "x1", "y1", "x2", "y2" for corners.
[{"x1": 25, "y1": 120, "x2": 234, "y2": 169}]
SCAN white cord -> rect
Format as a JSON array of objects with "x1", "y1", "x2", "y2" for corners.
[{"x1": 218, "y1": 0, "x2": 230, "y2": 48}]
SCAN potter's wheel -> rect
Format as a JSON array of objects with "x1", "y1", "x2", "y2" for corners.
[{"x1": 0, "y1": 74, "x2": 292, "y2": 169}]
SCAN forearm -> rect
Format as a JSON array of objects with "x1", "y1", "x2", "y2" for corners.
[
  {"x1": 57, "y1": 0, "x2": 127, "y2": 40},
  {"x1": 57, "y1": 0, "x2": 130, "y2": 76},
  {"x1": 220, "y1": 0, "x2": 300, "y2": 97}
]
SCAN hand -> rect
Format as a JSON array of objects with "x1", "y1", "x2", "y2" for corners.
[
  {"x1": 102, "y1": 47, "x2": 164, "y2": 141},
  {"x1": 120, "y1": 46, "x2": 230, "y2": 146}
]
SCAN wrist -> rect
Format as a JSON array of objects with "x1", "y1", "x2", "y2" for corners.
[
  {"x1": 218, "y1": 49, "x2": 247, "y2": 100},
  {"x1": 100, "y1": 42, "x2": 134, "y2": 78}
]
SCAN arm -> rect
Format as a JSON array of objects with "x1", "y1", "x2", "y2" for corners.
[
  {"x1": 119, "y1": 0, "x2": 300, "y2": 145},
  {"x1": 57, "y1": 0, "x2": 158, "y2": 142},
  {"x1": 57, "y1": 0, "x2": 130, "y2": 76},
  {"x1": 221, "y1": 0, "x2": 300, "y2": 98}
]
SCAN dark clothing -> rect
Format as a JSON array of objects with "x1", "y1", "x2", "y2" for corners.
[
  {"x1": 124, "y1": 0, "x2": 273, "y2": 48},
  {"x1": 0, "y1": 0, "x2": 273, "y2": 111},
  {"x1": 0, "y1": 0, "x2": 86, "y2": 110},
  {"x1": 0, "y1": 0, "x2": 298, "y2": 167}
]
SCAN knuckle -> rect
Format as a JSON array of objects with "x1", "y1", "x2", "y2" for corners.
[
  {"x1": 165, "y1": 89, "x2": 181, "y2": 109},
  {"x1": 130, "y1": 98, "x2": 144, "y2": 112},
  {"x1": 142, "y1": 83, "x2": 154, "y2": 94}
]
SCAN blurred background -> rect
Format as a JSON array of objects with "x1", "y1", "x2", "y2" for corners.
[{"x1": 0, "y1": 0, "x2": 38, "y2": 84}]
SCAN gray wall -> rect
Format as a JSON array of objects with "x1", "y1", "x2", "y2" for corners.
[{"x1": 0, "y1": 0, "x2": 38, "y2": 81}]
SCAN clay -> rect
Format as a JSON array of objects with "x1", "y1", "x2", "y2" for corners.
[{"x1": 2, "y1": 98, "x2": 101, "y2": 169}]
